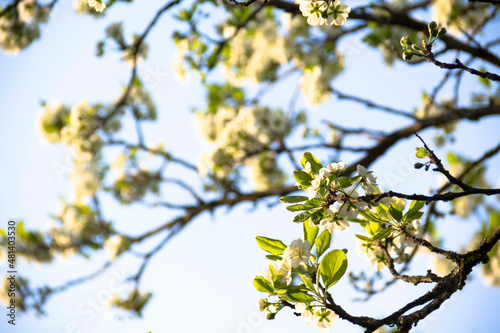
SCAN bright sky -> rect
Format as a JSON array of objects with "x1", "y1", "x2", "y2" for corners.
[{"x1": 1, "y1": 0, "x2": 500, "y2": 332}]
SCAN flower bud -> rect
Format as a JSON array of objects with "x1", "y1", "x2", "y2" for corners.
[
  {"x1": 436, "y1": 27, "x2": 447, "y2": 38},
  {"x1": 428, "y1": 21, "x2": 438, "y2": 37},
  {"x1": 414, "y1": 162, "x2": 425, "y2": 169},
  {"x1": 403, "y1": 50, "x2": 413, "y2": 61},
  {"x1": 400, "y1": 35, "x2": 409, "y2": 48}
]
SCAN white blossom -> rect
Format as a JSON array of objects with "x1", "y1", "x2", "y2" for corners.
[
  {"x1": 275, "y1": 258, "x2": 293, "y2": 285},
  {"x1": 304, "y1": 162, "x2": 312, "y2": 173},
  {"x1": 324, "y1": 0, "x2": 351, "y2": 26},
  {"x1": 316, "y1": 307, "x2": 339, "y2": 332},
  {"x1": 299, "y1": 1, "x2": 327, "y2": 26},
  {"x1": 296, "y1": 303, "x2": 339, "y2": 332},
  {"x1": 320, "y1": 217, "x2": 350, "y2": 235},
  {"x1": 284, "y1": 239, "x2": 311, "y2": 268},
  {"x1": 258, "y1": 298, "x2": 269, "y2": 311},
  {"x1": 356, "y1": 239, "x2": 386, "y2": 271},
  {"x1": 295, "y1": 302, "x2": 318, "y2": 327},
  {"x1": 87, "y1": 0, "x2": 106, "y2": 12},
  {"x1": 337, "y1": 204, "x2": 358, "y2": 220}
]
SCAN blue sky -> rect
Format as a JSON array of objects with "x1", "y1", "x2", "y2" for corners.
[{"x1": 1, "y1": 0, "x2": 500, "y2": 332}]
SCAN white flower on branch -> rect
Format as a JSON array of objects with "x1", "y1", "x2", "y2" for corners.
[
  {"x1": 283, "y1": 238, "x2": 311, "y2": 268},
  {"x1": 87, "y1": 0, "x2": 106, "y2": 12}
]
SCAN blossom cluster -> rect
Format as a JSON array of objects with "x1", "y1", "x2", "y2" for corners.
[
  {"x1": 0, "y1": 0, "x2": 49, "y2": 53},
  {"x1": 221, "y1": 18, "x2": 288, "y2": 86},
  {"x1": 269, "y1": 239, "x2": 311, "y2": 285},
  {"x1": 196, "y1": 105, "x2": 288, "y2": 189},
  {"x1": 356, "y1": 197, "x2": 424, "y2": 271},
  {"x1": 297, "y1": 161, "x2": 378, "y2": 236},
  {"x1": 297, "y1": 0, "x2": 351, "y2": 27},
  {"x1": 180, "y1": 11, "x2": 345, "y2": 106},
  {"x1": 256, "y1": 234, "x2": 344, "y2": 331},
  {"x1": 110, "y1": 290, "x2": 153, "y2": 317},
  {"x1": 432, "y1": 0, "x2": 488, "y2": 35},
  {"x1": 255, "y1": 154, "x2": 430, "y2": 330},
  {"x1": 49, "y1": 201, "x2": 112, "y2": 258}
]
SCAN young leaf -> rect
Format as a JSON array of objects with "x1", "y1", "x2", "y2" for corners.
[
  {"x1": 280, "y1": 196, "x2": 308, "y2": 203},
  {"x1": 256, "y1": 236, "x2": 287, "y2": 255},
  {"x1": 376, "y1": 205, "x2": 392, "y2": 222},
  {"x1": 337, "y1": 177, "x2": 353, "y2": 188},
  {"x1": 286, "y1": 290, "x2": 316, "y2": 303},
  {"x1": 304, "y1": 221, "x2": 319, "y2": 248},
  {"x1": 294, "y1": 170, "x2": 313, "y2": 187},
  {"x1": 315, "y1": 229, "x2": 332, "y2": 258},
  {"x1": 372, "y1": 227, "x2": 392, "y2": 241},
  {"x1": 404, "y1": 200, "x2": 425, "y2": 221},
  {"x1": 254, "y1": 276, "x2": 274, "y2": 293},
  {"x1": 320, "y1": 250, "x2": 348, "y2": 290},
  {"x1": 310, "y1": 210, "x2": 324, "y2": 225},
  {"x1": 293, "y1": 207, "x2": 323, "y2": 223},
  {"x1": 300, "y1": 274, "x2": 316, "y2": 293},
  {"x1": 359, "y1": 210, "x2": 388, "y2": 224},
  {"x1": 389, "y1": 202, "x2": 403, "y2": 221},
  {"x1": 406, "y1": 211, "x2": 423, "y2": 221},
  {"x1": 305, "y1": 198, "x2": 323, "y2": 208},
  {"x1": 369, "y1": 221, "x2": 381, "y2": 235},
  {"x1": 301, "y1": 152, "x2": 323, "y2": 173},
  {"x1": 286, "y1": 204, "x2": 309, "y2": 212},
  {"x1": 355, "y1": 234, "x2": 372, "y2": 242},
  {"x1": 416, "y1": 147, "x2": 429, "y2": 158}
]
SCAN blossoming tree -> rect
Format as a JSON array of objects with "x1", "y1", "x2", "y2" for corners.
[{"x1": 1, "y1": 0, "x2": 500, "y2": 332}]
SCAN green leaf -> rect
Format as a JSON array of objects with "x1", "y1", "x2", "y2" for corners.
[
  {"x1": 268, "y1": 265, "x2": 278, "y2": 284},
  {"x1": 274, "y1": 285, "x2": 308, "y2": 294},
  {"x1": 388, "y1": 202, "x2": 403, "y2": 221},
  {"x1": 349, "y1": 218, "x2": 369, "y2": 224},
  {"x1": 404, "y1": 200, "x2": 425, "y2": 220},
  {"x1": 305, "y1": 198, "x2": 323, "y2": 208},
  {"x1": 301, "y1": 152, "x2": 323, "y2": 173},
  {"x1": 304, "y1": 222, "x2": 319, "y2": 248},
  {"x1": 286, "y1": 290, "x2": 316, "y2": 303},
  {"x1": 256, "y1": 236, "x2": 287, "y2": 255},
  {"x1": 325, "y1": 42, "x2": 335, "y2": 54},
  {"x1": 265, "y1": 255, "x2": 282, "y2": 261},
  {"x1": 337, "y1": 177, "x2": 353, "y2": 188},
  {"x1": 359, "y1": 210, "x2": 388, "y2": 224},
  {"x1": 376, "y1": 205, "x2": 392, "y2": 221},
  {"x1": 293, "y1": 207, "x2": 323, "y2": 223},
  {"x1": 406, "y1": 211, "x2": 423, "y2": 221},
  {"x1": 415, "y1": 147, "x2": 429, "y2": 158},
  {"x1": 254, "y1": 276, "x2": 274, "y2": 293},
  {"x1": 312, "y1": 209, "x2": 325, "y2": 225},
  {"x1": 372, "y1": 227, "x2": 392, "y2": 241},
  {"x1": 355, "y1": 234, "x2": 372, "y2": 242},
  {"x1": 404, "y1": 200, "x2": 425, "y2": 221},
  {"x1": 320, "y1": 250, "x2": 348, "y2": 290},
  {"x1": 315, "y1": 229, "x2": 332, "y2": 258},
  {"x1": 369, "y1": 221, "x2": 381, "y2": 234},
  {"x1": 478, "y1": 68, "x2": 491, "y2": 89},
  {"x1": 300, "y1": 274, "x2": 316, "y2": 293},
  {"x1": 286, "y1": 204, "x2": 309, "y2": 212},
  {"x1": 280, "y1": 196, "x2": 308, "y2": 203},
  {"x1": 293, "y1": 170, "x2": 313, "y2": 187}
]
